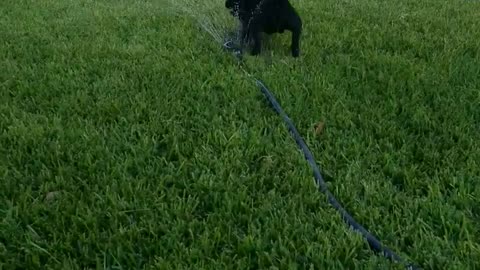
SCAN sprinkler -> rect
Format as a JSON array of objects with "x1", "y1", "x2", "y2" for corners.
[{"x1": 223, "y1": 38, "x2": 243, "y2": 61}]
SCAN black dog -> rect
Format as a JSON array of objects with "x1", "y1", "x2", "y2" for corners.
[{"x1": 225, "y1": 0, "x2": 302, "y2": 57}]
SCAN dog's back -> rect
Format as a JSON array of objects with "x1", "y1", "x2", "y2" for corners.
[
  {"x1": 225, "y1": 0, "x2": 302, "y2": 57},
  {"x1": 252, "y1": 0, "x2": 301, "y2": 34}
]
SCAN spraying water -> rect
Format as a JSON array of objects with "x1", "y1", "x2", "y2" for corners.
[
  {"x1": 165, "y1": 0, "x2": 241, "y2": 45},
  {"x1": 163, "y1": 0, "x2": 275, "y2": 61}
]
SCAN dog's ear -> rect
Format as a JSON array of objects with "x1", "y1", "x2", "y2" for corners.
[{"x1": 225, "y1": 0, "x2": 234, "y2": 8}]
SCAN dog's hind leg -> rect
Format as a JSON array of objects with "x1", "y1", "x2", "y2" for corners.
[
  {"x1": 291, "y1": 28, "x2": 301, "y2": 57},
  {"x1": 288, "y1": 14, "x2": 302, "y2": 57}
]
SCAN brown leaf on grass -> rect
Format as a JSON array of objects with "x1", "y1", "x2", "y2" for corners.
[
  {"x1": 314, "y1": 121, "x2": 325, "y2": 137},
  {"x1": 45, "y1": 191, "x2": 62, "y2": 202}
]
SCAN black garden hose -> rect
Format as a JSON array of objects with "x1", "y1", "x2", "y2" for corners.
[{"x1": 223, "y1": 39, "x2": 420, "y2": 270}]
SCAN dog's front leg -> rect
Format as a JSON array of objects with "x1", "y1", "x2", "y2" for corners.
[
  {"x1": 250, "y1": 29, "x2": 262, "y2": 56},
  {"x1": 238, "y1": 20, "x2": 249, "y2": 54}
]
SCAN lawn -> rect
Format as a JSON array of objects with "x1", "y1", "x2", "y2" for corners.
[{"x1": 1, "y1": 0, "x2": 479, "y2": 269}]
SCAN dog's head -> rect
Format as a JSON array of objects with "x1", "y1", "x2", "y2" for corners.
[
  {"x1": 225, "y1": 0, "x2": 238, "y2": 9},
  {"x1": 225, "y1": 0, "x2": 240, "y2": 16}
]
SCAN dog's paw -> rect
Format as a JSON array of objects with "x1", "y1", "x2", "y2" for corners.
[
  {"x1": 292, "y1": 49, "x2": 300, "y2": 58},
  {"x1": 251, "y1": 48, "x2": 261, "y2": 56}
]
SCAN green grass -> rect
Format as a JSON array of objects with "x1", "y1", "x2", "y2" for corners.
[{"x1": 1, "y1": 0, "x2": 480, "y2": 269}]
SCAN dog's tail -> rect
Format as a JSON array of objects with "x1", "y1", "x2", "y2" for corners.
[{"x1": 259, "y1": 0, "x2": 290, "y2": 8}]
